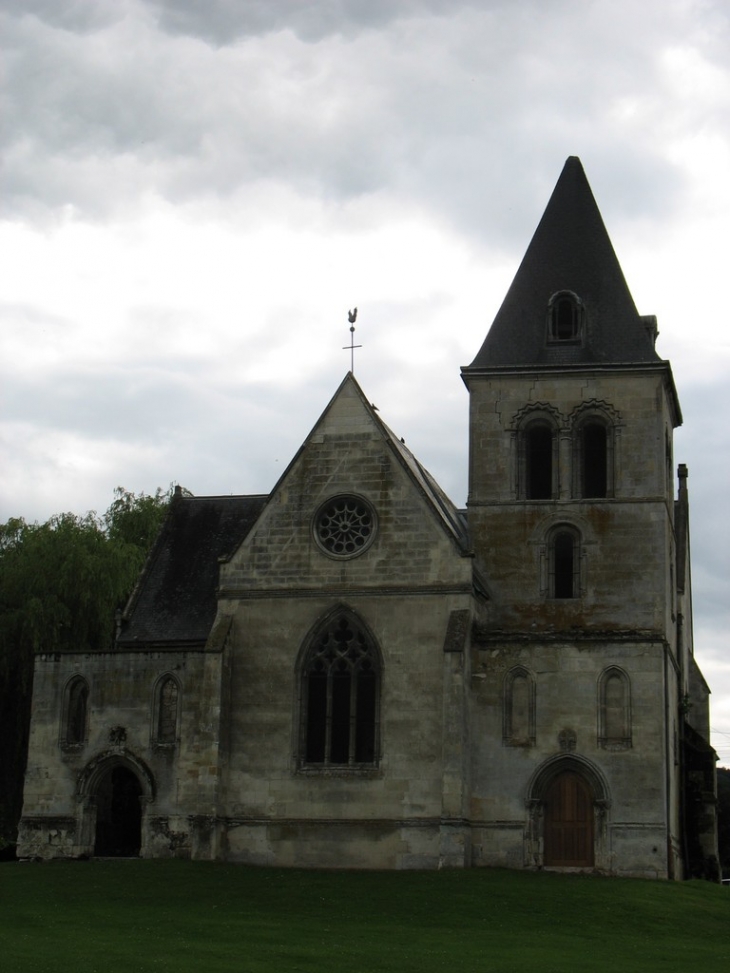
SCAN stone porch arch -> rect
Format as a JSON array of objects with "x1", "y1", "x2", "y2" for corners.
[
  {"x1": 77, "y1": 750, "x2": 156, "y2": 857},
  {"x1": 525, "y1": 754, "x2": 610, "y2": 871}
]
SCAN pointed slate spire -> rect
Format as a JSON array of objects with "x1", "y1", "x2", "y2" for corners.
[{"x1": 466, "y1": 157, "x2": 660, "y2": 369}]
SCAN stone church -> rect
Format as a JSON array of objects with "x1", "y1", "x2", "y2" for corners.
[{"x1": 19, "y1": 158, "x2": 718, "y2": 878}]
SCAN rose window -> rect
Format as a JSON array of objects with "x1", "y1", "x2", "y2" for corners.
[{"x1": 314, "y1": 495, "x2": 376, "y2": 558}]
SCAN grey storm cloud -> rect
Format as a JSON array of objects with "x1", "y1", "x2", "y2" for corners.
[
  {"x1": 0, "y1": 0, "x2": 490, "y2": 45},
  {"x1": 0, "y1": 0, "x2": 701, "y2": 243},
  {"x1": 151, "y1": 0, "x2": 495, "y2": 45}
]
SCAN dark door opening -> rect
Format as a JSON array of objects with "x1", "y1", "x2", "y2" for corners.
[
  {"x1": 543, "y1": 771, "x2": 594, "y2": 867},
  {"x1": 94, "y1": 766, "x2": 143, "y2": 857}
]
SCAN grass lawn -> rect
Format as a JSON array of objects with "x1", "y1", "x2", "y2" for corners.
[{"x1": 1, "y1": 860, "x2": 728, "y2": 972}]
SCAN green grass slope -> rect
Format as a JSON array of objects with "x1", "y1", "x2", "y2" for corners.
[{"x1": 1, "y1": 861, "x2": 727, "y2": 973}]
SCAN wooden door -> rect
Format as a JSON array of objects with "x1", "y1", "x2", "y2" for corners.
[{"x1": 543, "y1": 771, "x2": 594, "y2": 867}]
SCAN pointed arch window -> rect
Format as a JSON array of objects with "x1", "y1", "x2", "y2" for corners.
[
  {"x1": 548, "y1": 526, "x2": 582, "y2": 599},
  {"x1": 300, "y1": 612, "x2": 381, "y2": 768},
  {"x1": 153, "y1": 675, "x2": 180, "y2": 746},
  {"x1": 503, "y1": 667, "x2": 536, "y2": 747},
  {"x1": 548, "y1": 291, "x2": 583, "y2": 342},
  {"x1": 62, "y1": 676, "x2": 88, "y2": 747},
  {"x1": 598, "y1": 668, "x2": 632, "y2": 750}
]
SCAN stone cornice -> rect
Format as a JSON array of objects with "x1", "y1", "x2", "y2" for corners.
[
  {"x1": 218, "y1": 583, "x2": 474, "y2": 600},
  {"x1": 473, "y1": 629, "x2": 667, "y2": 646}
]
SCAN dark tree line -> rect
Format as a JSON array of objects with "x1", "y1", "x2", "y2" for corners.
[{"x1": 0, "y1": 488, "x2": 172, "y2": 851}]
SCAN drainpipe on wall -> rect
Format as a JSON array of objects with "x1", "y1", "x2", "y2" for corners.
[{"x1": 663, "y1": 645, "x2": 675, "y2": 879}]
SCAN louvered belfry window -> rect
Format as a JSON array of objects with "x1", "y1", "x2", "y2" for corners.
[{"x1": 548, "y1": 291, "x2": 582, "y2": 341}]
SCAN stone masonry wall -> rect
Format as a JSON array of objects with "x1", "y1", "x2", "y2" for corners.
[{"x1": 18, "y1": 648, "x2": 223, "y2": 859}]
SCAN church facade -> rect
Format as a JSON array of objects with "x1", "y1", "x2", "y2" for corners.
[{"x1": 18, "y1": 158, "x2": 718, "y2": 878}]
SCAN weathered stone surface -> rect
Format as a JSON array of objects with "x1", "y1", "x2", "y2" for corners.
[{"x1": 18, "y1": 158, "x2": 717, "y2": 879}]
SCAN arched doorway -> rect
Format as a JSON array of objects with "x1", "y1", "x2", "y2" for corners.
[
  {"x1": 543, "y1": 771, "x2": 594, "y2": 867},
  {"x1": 94, "y1": 766, "x2": 143, "y2": 857},
  {"x1": 527, "y1": 755, "x2": 609, "y2": 870}
]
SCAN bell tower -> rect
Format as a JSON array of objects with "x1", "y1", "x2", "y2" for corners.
[
  {"x1": 461, "y1": 156, "x2": 681, "y2": 636},
  {"x1": 460, "y1": 158, "x2": 715, "y2": 880}
]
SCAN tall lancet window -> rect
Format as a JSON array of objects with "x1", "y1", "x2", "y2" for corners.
[
  {"x1": 63, "y1": 676, "x2": 89, "y2": 747},
  {"x1": 300, "y1": 611, "x2": 381, "y2": 767},
  {"x1": 503, "y1": 667, "x2": 536, "y2": 747},
  {"x1": 156, "y1": 676, "x2": 179, "y2": 744},
  {"x1": 548, "y1": 527, "x2": 581, "y2": 599},
  {"x1": 598, "y1": 668, "x2": 632, "y2": 750}
]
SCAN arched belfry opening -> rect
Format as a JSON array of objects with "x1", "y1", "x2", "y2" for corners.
[
  {"x1": 94, "y1": 765, "x2": 143, "y2": 857},
  {"x1": 525, "y1": 423, "x2": 554, "y2": 499}
]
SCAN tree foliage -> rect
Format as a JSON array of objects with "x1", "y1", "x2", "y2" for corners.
[{"x1": 0, "y1": 487, "x2": 173, "y2": 849}]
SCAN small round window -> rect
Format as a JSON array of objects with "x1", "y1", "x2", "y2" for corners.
[{"x1": 314, "y1": 495, "x2": 376, "y2": 558}]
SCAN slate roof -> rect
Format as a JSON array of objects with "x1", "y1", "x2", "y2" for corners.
[
  {"x1": 465, "y1": 157, "x2": 662, "y2": 370},
  {"x1": 372, "y1": 421, "x2": 468, "y2": 553},
  {"x1": 117, "y1": 493, "x2": 267, "y2": 647}
]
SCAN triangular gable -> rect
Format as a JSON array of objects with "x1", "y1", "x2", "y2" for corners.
[
  {"x1": 223, "y1": 373, "x2": 471, "y2": 588},
  {"x1": 263, "y1": 372, "x2": 469, "y2": 554}
]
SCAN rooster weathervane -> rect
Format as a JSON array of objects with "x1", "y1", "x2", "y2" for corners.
[{"x1": 343, "y1": 307, "x2": 361, "y2": 373}]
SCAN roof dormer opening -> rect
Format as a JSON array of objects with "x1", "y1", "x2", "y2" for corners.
[{"x1": 548, "y1": 291, "x2": 582, "y2": 342}]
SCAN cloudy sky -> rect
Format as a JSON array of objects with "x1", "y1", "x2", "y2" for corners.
[{"x1": 2, "y1": 0, "x2": 729, "y2": 762}]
